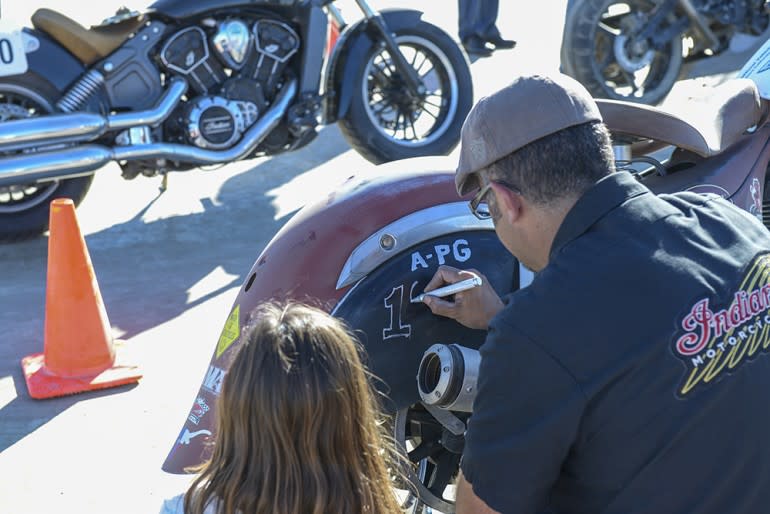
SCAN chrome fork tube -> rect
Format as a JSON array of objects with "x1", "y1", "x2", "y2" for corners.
[
  {"x1": 326, "y1": 2, "x2": 346, "y2": 28},
  {"x1": 677, "y1": 0, "x2": 720, "y2": 51},
  {"x1": 352, "y1": 0, "x2": 426, "y2": 97},
  {"x1": 353, "y1": 0, "x2": 377, "y2": 19}
]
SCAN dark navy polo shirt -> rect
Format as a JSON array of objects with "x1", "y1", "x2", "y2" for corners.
[{"x1": 461, "y1": 171, "x2": 770, "y2": 514}]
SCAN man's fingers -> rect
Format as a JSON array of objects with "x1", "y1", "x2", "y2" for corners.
[
  {"x1": 423, "y1": 295, "x2": 459, "y2": 319},
  {"x1": 424, "y1": 265, "x2": 463, "y2": 292}
]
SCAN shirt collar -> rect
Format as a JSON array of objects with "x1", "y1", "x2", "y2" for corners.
[{"x1": 549, "y1": 171, "x2": 649, "y2": 260}]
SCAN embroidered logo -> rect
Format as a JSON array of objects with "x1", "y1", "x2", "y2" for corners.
[{"x1": 672, "y1": 253, "x2": 770, "y2": 397}]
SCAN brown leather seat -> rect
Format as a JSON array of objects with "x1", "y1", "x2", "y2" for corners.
[
  {"x1": 597, "y1": 79, "x2": 765, "y2": 158},
  {"x1": 31, "y1": 8, "x2": 144, "y2": 66}
]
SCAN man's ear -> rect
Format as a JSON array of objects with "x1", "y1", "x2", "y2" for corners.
[{"x1": 490, "y1": 182, "x2": 523, "y2": 224}]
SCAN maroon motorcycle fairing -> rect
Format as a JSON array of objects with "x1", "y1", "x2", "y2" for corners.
[
  {"x1": 163, "y1": 123, "x2": 770, "y2": 475},
  {"x1": 644, "y1": 125, "x2": 770, "y2": 219},
  {"x1": 162, "y1": 156, "x2": 500, "y2": 472}
]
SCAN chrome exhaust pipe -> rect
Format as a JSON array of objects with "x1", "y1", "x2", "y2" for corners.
[
  {"x1": 0, "y1": 79, "x2": 297, "y2": 187},
  {"x1": 0, "y1": 78, "x2": 188, "y2": 152},
  {"x1": 0, "y1": 146, "x2": 113, "y2": 185}
]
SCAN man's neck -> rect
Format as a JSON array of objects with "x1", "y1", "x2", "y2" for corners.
[{"x1": 529, "y1": 195, "x2": 579, "y2": 271}]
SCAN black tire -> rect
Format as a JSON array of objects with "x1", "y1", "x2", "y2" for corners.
[
  {"x1": 0, "y1": 73, "x2": 94, "y2": 242},
  {"x1": 339, "y1": 21, "x2": 473, "y2": 164},
  {"x1": 562, "y1": 0, "x2": 684, "y2": 105}
]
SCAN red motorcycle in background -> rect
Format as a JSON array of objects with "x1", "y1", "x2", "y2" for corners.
[{"x1": 164, "y1": 38, "x2": 770, "y2": 514}]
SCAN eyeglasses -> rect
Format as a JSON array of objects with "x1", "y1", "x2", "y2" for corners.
[{"x1": 468, "y1": 181, "x2": 521, "y2": 220}]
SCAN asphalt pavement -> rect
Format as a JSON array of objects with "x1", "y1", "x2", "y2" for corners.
[{"x1": 0, "y1": 1, "x2": 763, "y2": 512}]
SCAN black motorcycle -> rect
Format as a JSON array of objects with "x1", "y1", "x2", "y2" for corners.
[
  {"x1": 0, "y1": 0, "x2": 473, "y2": 240},
  {"x1": 561, "y1": 0, "x2": 770, "y2": 104}
]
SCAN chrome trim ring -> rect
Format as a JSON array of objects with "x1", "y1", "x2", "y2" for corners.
[{"x1": 335, "y1": 202, "x2": 493, "y2": 289}]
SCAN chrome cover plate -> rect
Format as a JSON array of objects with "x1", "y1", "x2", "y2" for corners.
[
  {"x1": 213, "y1": 20, "x2": 252, "y2": 69},
  {"x1": 336, "y1": 202, "x2": 493, "y2": 289}
]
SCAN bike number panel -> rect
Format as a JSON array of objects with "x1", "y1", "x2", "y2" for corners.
[
  {"x1": 740, "y1": 37, "x2": 770, "y2": 99},
  {"x1": 0, "y1": 24, "x2": 27, "y2": 77}
]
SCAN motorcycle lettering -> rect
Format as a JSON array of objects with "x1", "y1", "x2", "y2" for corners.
[
  {"x1": 383, "y1": 283, "x2": 415, "y2": 340},
  {"x1": 740, "y1": 37, "x2": 770, "y2": 99},
  {"x1": 0, "y1": 24, "x2": 28, "y2": 78},
  {"x1": 0, "y1": 39, "x2": 14, "y2": 65},
  {"x1": 202, "y1": 365, "x2": 225, "y2": 395},
  {"x1": 410, "y1": 239, "x2": 472, "y2": 271}
]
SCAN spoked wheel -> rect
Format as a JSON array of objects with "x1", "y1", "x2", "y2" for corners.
[
  {"x1": 0, "y1": 86, "x2": 60, "y2": 213},
  {"x1": 339, "y1": 20, "x2": 473, "y2": 164},
  {"x1": 394, "y1": 404, "x2": 466, "y2": 513},
  {"x1": 562, "y1": 0, "x2": 684, "y2": 104},
  {"x1": 0, "y1": 77, "x2": 94, "y2": 241}
]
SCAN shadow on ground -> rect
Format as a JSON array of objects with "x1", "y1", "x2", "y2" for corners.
[{"x1": 0, "y1": 126, "x2": 354, "y2": 451}]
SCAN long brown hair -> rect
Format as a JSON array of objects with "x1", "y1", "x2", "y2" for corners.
[{"x1": 184, "y1": 301, "x2": 404, "y2": 514}]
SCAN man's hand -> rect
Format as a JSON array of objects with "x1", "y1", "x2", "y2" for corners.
[
  {"x1": 421, "y1": 266, "x2": 503, "y2": 330},
  {"x1": 457, "y1": 474, "x2": 501, "y2": 514}
]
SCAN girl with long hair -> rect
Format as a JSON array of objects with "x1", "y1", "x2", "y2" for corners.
[{"x1": 160, "y1": 301, "x2": 404, "y2": 514}]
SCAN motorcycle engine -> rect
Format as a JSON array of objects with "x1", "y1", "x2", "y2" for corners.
[
  {"x1": 184, "y1": 93, "x2": 259, "y2": 150},
  {"x1": 698, "y1": 0, "x2": 770, "y2": 35},
  {"x1": 161, "y1": 18, "x2": 299, "y2": 150}
]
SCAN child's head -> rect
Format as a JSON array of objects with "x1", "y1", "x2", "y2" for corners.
[{"x1": 187, "y1": 301, "x2": 402, "y2": 514}]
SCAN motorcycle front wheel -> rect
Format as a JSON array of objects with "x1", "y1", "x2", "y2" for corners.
[
  {"x1": 339, "y1": 21, "x2": 473, "y2": 164},
  {"x1": 562, "y1": 0, "x2": 684, "y2": 105},
  {"x1": 0, "y1": 74, "x2": 94, "y2": 242}
]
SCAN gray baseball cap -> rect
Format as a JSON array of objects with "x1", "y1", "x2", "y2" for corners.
[{"x1": 455, "y1": 73, "x2": 603, "y2": 195}]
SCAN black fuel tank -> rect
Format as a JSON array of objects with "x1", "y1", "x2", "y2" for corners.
[{"x1": 149, "y1": 0, "x2": 305, "y2": 20}]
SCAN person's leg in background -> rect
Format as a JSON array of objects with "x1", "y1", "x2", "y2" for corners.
[
  {"x1": 476, "y1": 0, "x2": 516, "y2": 50},
  {"x1": 458, "y1": 0, "x2": 493, "y2": 56},
  {"x1": 458, "y1": 0, "x2": 515, "y2": 57}
]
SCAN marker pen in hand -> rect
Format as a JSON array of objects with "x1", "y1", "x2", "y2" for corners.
[{"x1": 412, "y1": 275, "x2": 483, "y2": 303}]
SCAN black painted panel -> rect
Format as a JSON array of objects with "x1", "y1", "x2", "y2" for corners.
[{"x1": 333, "y1": 230, "x2": 517, "y2": 413}]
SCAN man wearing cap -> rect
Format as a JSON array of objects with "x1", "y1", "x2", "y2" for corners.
[{"x1": 420, "y1": 73, "x2": 770, "y2": 513}]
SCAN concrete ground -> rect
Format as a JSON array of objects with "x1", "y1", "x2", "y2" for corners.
[{"x1": 0, "y1": 1, "x2": 759, "y2": 512}]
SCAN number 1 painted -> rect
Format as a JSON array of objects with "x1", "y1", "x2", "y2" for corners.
[{"x1": 383, "y1": 282, "x2": 418, "y2": 340}]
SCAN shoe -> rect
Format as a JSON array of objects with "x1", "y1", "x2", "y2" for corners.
[
  {"x1": 485, "y1": 35, "x2": 517, "y2": 50},
  {"x1": 462, "y1": 36, "x2": 493, "y2": 57}
]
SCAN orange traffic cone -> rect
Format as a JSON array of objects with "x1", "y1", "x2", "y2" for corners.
[{"x1": 21, "y1": 199, "x2": 142, "y2": 399}]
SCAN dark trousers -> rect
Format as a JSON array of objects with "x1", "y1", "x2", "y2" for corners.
[{"x1": 458, "y1": 0, "x2": 501, "y2": 42}]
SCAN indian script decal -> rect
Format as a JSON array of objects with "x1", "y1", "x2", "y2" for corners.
[{"x1": 673, "y1": 253, "x2": 770, "y2": 397}]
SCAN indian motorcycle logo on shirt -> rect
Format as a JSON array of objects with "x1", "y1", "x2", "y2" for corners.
[{"x1": 673, "y1": 253, "x2": 770, "y2": 397}]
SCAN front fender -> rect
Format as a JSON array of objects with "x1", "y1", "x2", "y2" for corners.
[
  {"x1": 161, "y1": 156, "x2": 520, "y2": 473},
  {"x1": 325, "y1": 8, "x2": 425, "y2": 121},
  {"x1": 21, "y1": 28, "x2": 87, "y2": 93}
]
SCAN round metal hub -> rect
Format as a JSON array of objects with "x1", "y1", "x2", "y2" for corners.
[
  {"x1": 362, "y1": 35, "x2": 459, "y2": 148},
  {"x1": 613, "y1": 33, "x2": 655, "y2": 72}
]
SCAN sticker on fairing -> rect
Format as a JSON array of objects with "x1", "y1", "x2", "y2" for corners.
[
  {"x1": 739, "y1": 37, "x2": 770, "y2": 99},
  {"x1": 215, "y1": 304, "x2": 240, "y2": 358}
]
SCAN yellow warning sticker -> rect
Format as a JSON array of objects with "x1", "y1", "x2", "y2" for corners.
[{"x1": 216, "y1": 304, "x2": 240, "y2": 358}]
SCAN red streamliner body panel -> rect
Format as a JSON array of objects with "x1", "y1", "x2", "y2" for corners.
[{"x1": 163, "y1": 157, "x2": 464, "y2": 473}]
